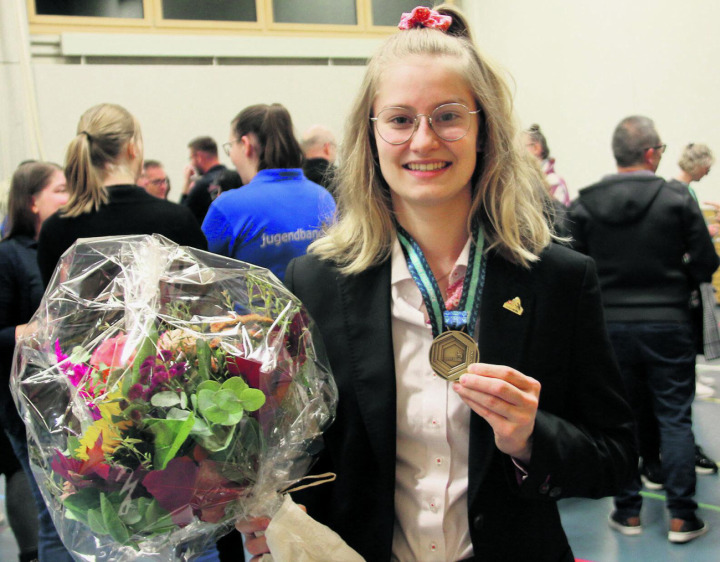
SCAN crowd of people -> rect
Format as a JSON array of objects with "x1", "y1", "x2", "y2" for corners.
[{"x1": 0, "y1": 3, "x2": 718, "y2": 561}]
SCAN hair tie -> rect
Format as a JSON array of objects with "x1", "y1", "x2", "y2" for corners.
[
  {"x1": 398, "y1": 6, "x2": 452, "y2": 31},
  {"x1": 80, "y1": 131, "x2": 93, "y2": 142}
]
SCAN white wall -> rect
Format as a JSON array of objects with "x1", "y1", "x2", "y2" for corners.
[
  {"x1": 7, "y1": 1, "x2": 720, "y2": 205},
  {"x1": 33, "y1": 63, "x2": 366, "y2": 202},
  {"x1": 472, "y1": 0, "x2": 720, "y2": 202}
]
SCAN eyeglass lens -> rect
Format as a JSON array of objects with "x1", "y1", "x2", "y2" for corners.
[{"x1": 374, "y1": 103, "x2": 475, "y2": 144}]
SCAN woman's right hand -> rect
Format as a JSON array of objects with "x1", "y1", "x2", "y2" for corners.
[{"x1": 235, "y1": 517, "x2": 271, "y2": 560}]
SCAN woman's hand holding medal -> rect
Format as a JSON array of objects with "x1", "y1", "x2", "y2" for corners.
[{"x1": 452, "y1": 363, "x2": 540, "y2": 464}]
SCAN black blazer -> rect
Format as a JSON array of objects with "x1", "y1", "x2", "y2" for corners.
[{"x1": 285, "y1": 242, "x2": 636, "y2": 562}]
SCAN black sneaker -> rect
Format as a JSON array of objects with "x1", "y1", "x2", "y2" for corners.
[
  {"x1": 608, "y1": 511, "x2": 643, "y2": 536},
  {"x1": 668, "y1": 516, "x2": 708, "y2": 543},
  {"x1": 695, "y1": 445, "x2": 719, "y2": 474},
  {"x1": 640, "y1": 460, "x2": 664, "y2": 490}
]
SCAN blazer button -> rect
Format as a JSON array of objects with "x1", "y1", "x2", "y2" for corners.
[
  {"x1": 473, "y1": 514, "x2": 484, "y2": 530},
  {"x1": 538, "y1": 482, "x2": 550, "y2": 494},
  {"x1": 549, "y1": 487, "x2": 562, "y2": 498}
]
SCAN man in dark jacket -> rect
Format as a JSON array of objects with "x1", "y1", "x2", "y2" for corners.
[
  {"x1": 180, "y1": 136, "x2": 227, "y2": 225},
  {"x1": 300, "y1": 125, "x2": 337, "y2": 195},
  {"x1": 569, "y1": 115, "x2": 719, "y2": 544}
]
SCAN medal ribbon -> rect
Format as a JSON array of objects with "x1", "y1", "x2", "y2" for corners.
[{"x1": 396, "y1": 223, "x2": 486, "y2": 339}]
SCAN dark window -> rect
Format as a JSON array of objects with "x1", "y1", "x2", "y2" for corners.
[
  {"x1": 35, "y1": 0, "x2": 144, "y2": 18},
  {"x1": 161, "y1": 0, "x2": 257, "y2": 22},
  {"x1": 371, "y1": 0, "x2": 434, "y2": 27},
  {"x1": 272, "y1": 0, "x2": 356, "y2": 25}
]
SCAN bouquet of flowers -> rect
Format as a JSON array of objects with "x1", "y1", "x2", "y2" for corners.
[{"x1": 11, "y1": 234, "x2": 338, "y2": 561}]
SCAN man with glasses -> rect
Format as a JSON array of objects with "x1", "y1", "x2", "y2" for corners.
[
  {"x1": 138, "y1": 160, "x2": 170, "y2": 200},
  {"x1": 181, "y1": 136, "x2": 227, "y2": 225},
  {"x1": 569, "y1": 115, "x2": 718, "y2": 544}
]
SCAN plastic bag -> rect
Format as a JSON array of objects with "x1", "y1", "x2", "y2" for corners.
[{"x1": 11, "y1": 234, "x2": 338, "y2": 561}]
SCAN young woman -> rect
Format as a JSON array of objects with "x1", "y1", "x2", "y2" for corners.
[
  {"x1": 202, "y1": 103, "x2": 335, "y2": 281},
  {"x1": 239, "y1": 5, "x2": 635, "y2": 561},
  {"x1": 0, "y1": 161, "x2": 71, "y2": 561},
  {"x1": 524, "y1": 123, "x2": 571, "y2": 206},
  {"x1": 37, "y1": 103, "x2": 207, "y2": 286}
]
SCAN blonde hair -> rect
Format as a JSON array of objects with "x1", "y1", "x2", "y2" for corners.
[
  {"x1": 63, "y1": 103, "x2": 142, "y2": 217},
  {"x1": 678, "y1": 143, "x2": 715, "y2": 175},
  {"x1": 309, "y1": 4, "x2": 551, "y2": 273}
]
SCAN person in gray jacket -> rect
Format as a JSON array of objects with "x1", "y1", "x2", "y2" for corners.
[{"x1": 569, "y1": 115, "x2": 719, "y2": 543}]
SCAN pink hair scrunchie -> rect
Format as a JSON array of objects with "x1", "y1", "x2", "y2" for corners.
[{"x1": 398, "y1": 6, "x2": 452, "y2": 31}]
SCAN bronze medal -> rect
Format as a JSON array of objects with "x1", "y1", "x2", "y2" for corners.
[{"x1": 429, "y1": 330, "x2": 479, "y2": 381}]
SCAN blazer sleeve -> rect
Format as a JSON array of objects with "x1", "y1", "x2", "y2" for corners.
[{"x1": 513, "y1": 254, "x2": 637, "y2": 500}]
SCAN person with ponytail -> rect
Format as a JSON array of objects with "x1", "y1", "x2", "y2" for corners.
[
  {"x1": 1, "y1": 161, "x2": 72, "y2": 561},
  {"x1": 37, "y1": 103, "x2": 207, "y2": 286},
  {"x1": 237, "y1": 5, "x2": 635, "y2": 561},
  {"x1": 524, "y1": 123, "x2": 571, "y2": 206},
  {"x1": 201, "y1": 103, "x2": 336, "y2": 281}
]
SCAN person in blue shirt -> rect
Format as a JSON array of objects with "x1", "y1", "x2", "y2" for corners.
[{"x1": 202, "y1": 103, "x2": 336, "y2": 281}]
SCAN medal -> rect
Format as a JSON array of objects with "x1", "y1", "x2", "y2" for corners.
[
  {"x1": 397, "y1": 223, "x2": 486, "y2": 381},
  {"x1": 429, "y1": 330, "x2": 479, "y2": 381}
]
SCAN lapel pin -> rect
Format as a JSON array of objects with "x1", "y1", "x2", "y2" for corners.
[{"x1": 502, "y1": 297, "x2": 523, "y2": 316}]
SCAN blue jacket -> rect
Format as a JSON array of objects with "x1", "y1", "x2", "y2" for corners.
[{"x1": 202, "y1": 169, "x2": 335, "y2": 281}]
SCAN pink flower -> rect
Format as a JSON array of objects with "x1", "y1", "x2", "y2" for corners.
[
  {"x1": 90, "y1": 335, "x2": 133, "y2": 380},
  {"x1": 398, "y1": 6, "x2": 452, "y2": 32}
]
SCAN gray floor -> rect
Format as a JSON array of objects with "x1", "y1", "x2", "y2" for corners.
[
  {"x1": 1, "y1": 364, "x2": 718, "y2": 562},
  {"x1": 560, "y1": 361, "x2": 720, "y2": 562}
]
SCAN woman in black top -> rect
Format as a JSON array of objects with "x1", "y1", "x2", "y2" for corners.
[
  {"x1": 37, "y1": 103, "x2": 207, "y2": 286},
  {"x1": 1, "y1": 161, "x2": 72, "y2": 562}
]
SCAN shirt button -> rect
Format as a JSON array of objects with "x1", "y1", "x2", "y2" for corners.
[
  {"x1": 435, "y1": 457, "x2": 443, "y2": 465},
  {"x1": 429, "y1": 499, "x2": 439, "y2": 513},
  {"x1": 429, "y1": 542, "x2": 437, "y2": 552}
]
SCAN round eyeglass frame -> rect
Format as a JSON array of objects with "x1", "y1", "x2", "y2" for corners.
[
  {"x1": 370, "y1": 103, "x2": 482, "y2": 145},
  {"x1": 223, "y1": 139, "x2": 241, "y2": 156}
]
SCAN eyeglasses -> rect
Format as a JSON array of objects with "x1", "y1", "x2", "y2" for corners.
[
  {"x1": 370, "y1": 103, "x2": 481, "y2": 145},
  {"x1": 644, "y1": 144, "x2": 667, "y2": 154},
  {"x1": 148, "y1": 178, "x2": 168, "y2": 187},
  {"x1": 223, "y1": 139, "x2": 240, "y2": 156}
]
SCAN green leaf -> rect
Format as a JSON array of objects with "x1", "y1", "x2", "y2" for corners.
[
  {"x1": 195, "y1": 425, "x2": 235, "y2": 452},
  {"x1": 87, "y1": 508, "x2": 108, "y2": 535},
  {"x1": 63, "y1": 487, "x2": 101, "y2": 524},
  {"x1": 141, "y1": 499, "x2": 176, "y2": 534},
  {"x1": 222, "y1": 377, "x2": 249, "y2": 394},
  {"x1": 179, "y1": 391, "x2": 188, "y2": 409},
  {"x1": 101, "y1": 493, "x2": 131, "y2": 544},
  {"x1": 150, "y1": 391, "x2": 181, "y2": 408},
  {"x1": 190, "y1": 417, "x2": 212, "y2": 436},
  {"x1": 197, "y1": 380, "x2": 221, "y2": 393},
  {"x1": 167, "y1": 407, "x2": 191, "y2": 420},
  {"x1": 203, "y1": 405, "x2": 231, "y2": 424},
  {"x1": 197, "y1": 388, "x2": 216, "y2": 412},
  {"x1": 66, "y1": 436, "x2": 83, "y2": 459},
  {"x1": 118, "y1": 499, "x2": 143, "y2": 526},
  {"x1": 239, "y1": 388, "x2": 266, "y2": 411},
  {"x1": 196, "y1": 338, "x2": 212, "y2": 382},
  {"x1": 215, "y1": 389, "x2": 241, "y2": 412},
  {"x1": 147, "y1": 413, "x2": 195, "y2": 469},
  {"x1": 132, "y1": 322, "x2": 158, "y2": 385},
  {"x1": 69, "y1": 346, "x2": 91, "y2": 364}
]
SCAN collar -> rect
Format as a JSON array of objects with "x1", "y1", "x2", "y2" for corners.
[
  {"x1": 252, "y1": 168, "x2": 304, "y2": 182},
  {"x1": 391, "y1": 234, "x2": 472, "y2": 310},
  {"x1": 602, "y1": 170, "x2": 656, "y2": 181},
  {"x1": 6, "y1": 234, "x2": 37, "y2": 249}
]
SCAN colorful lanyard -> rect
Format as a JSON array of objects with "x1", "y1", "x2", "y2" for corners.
[{"x1": 396, "y1": 223, "x2": 486, "y2": 339}]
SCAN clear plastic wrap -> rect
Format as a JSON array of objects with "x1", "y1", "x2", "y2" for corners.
[{"x1": 10, "y1": 234, "x2": 338, "y2": 561}]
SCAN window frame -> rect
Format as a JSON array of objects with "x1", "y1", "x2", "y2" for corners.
[{"x1": 27, "y1": 0, "x2": 455, "y2": 36}]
